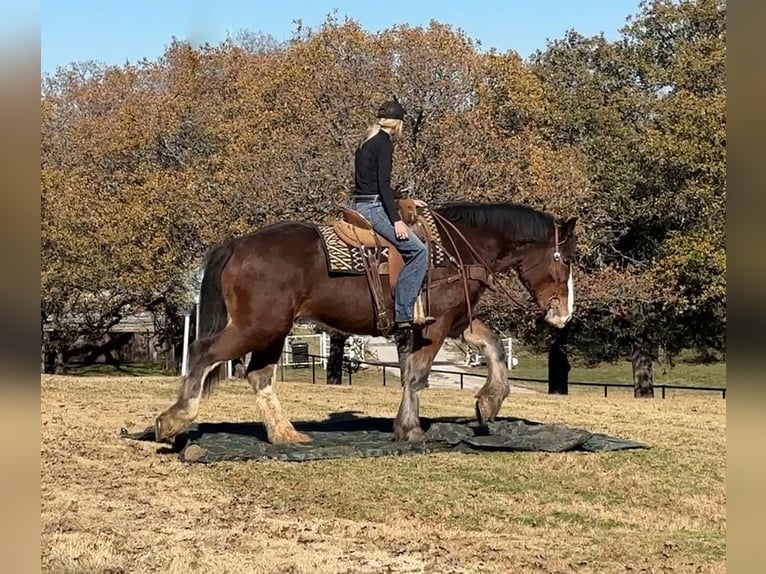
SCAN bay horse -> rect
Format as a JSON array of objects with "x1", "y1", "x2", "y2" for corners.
[{"x1": 154, "y1": 201, "x2": 577, "y2": 444}]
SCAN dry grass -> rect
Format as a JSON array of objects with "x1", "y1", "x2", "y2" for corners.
[{"x1": 41, "y1": 374, "x2": 725, "y2": 574}]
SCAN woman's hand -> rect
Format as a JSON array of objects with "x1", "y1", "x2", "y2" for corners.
[{"x1": 394, "y1": 220, "x2": 409, "y2": 240}]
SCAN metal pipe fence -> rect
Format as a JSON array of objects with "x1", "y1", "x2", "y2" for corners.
[{"x1": 275, "y1": 350, "x2": 726, "y2": 399}]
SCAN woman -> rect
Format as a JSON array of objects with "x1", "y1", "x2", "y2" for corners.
[{"x1": 352, "y1": 100, "x2": 435, "y2": 329}]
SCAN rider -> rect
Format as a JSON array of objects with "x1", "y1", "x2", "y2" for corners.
[{"x1": 353, "y1": 100, "x2": 435, "y2": 329}]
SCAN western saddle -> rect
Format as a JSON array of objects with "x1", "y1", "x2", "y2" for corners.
[{"x1": 331, "y1": 198, "x2": 432, "y2": 333}]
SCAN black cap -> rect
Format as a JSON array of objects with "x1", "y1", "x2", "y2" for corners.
[{"x1": 377, "y1": 100, "x2": 405, "y2": 120}]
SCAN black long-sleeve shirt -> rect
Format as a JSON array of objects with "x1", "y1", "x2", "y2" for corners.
[{"x1": 354, "y1": 129, "x2": 400, "y2": 224}]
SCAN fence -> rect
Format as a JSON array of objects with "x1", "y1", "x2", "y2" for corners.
[{"x1": 274, "y1": 350, "x2": 727, "y2": 399}]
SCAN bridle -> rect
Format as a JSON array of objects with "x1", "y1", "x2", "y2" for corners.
[
  {"x1": 553, "y1": 222, "x2": 563, "y2": 262},
  {"x1": 547, "y1": 222, "x2": 569, "y2": 309},
  {"x1": 419, "y1": 207, "x2": 569, "y2": 331}
]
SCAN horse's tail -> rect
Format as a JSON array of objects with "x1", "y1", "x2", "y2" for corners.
[
  {"x1": 197, "y1": 239, "x2": 236, "y2": 388},
  {"x1": 198, "y1": 239, "x2": 235, "y2": 338}
]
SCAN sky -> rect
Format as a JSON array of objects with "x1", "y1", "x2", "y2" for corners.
[{"x1": 40, "y1": 0, "x2": 642, "y2": 76}]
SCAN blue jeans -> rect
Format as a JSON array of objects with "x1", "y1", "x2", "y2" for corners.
[{"x1": 353, "y1": 198, "x2": 429, "y2": 322}]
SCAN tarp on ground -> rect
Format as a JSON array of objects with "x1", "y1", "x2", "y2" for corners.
[{"x1": 120, "y1": 412, "x2": 649, "y2": 464}]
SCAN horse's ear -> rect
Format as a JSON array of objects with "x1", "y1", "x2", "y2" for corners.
[{"x1": 563, "y1": 217, "x2": 577, "y2": 239}]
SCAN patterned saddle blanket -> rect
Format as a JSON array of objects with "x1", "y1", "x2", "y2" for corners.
[{"x1": 317, "y1": 207, "x2": 448, "y2": 275}]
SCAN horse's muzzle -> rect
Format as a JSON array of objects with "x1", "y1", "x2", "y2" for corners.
[{"x1": 544, "y1": 298, "x2": 571, "y2": 329}]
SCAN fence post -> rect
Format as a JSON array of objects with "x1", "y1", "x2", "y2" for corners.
[
  {"x1": 661, "y1": 385, "x2": 666, "y2": 399},
  {"x1": 383, "y1": 365, "x2": 386, "y2": 387},
  {"x1": 603, "y1": 385, "x2": 607, "y2": 398},
  {"x1": 348, "y1": 361, "x2": 352, "y2": 385},
  {"x1": 311, "y1": 356, "x2": 316, "y2": 384},
  {"x1": 460, "y1": 373, "x2": 464, "y2": 390},
  {"x1": 722, "y1": 388, "x2": 726, "y2": 399},
  {"x1": 181, "y1": 314, "x2": 190, "y2": 376}
]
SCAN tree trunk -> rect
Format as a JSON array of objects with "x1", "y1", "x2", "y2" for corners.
[
  {"x1": 632, "y1": 335, "x2": 655, "y2": 398},
  {"x1": 41, "y1": 331, "x2": 65, "y2": 374},
  {"x1": 547, "y1": 329, "x2": 570, "y2": 395},
  {"x1": 326, "y1": 332, "x2": 348, "y2": 385},
  {"x1": 41, "y1": 344, "x2": 57, "y2": 374},
  {"x1": 54, "y1": 349, "x2": 65, "y2": 374}
]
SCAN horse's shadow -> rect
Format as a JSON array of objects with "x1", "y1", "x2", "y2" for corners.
[{"x1": 122, "y1": 410, "x2": 543, "y2": 454}]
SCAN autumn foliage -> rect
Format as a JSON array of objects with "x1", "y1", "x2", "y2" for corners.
[{"x1": 41, "y1": 2, "x2": 726, "y2": 376}]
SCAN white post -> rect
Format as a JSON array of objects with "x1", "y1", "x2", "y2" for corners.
[
  {"x1": 506, "y1": 337, "x2": 513, "y2": 370},
  {"x1": 181, "y1": 314, "x2": 191, "y2": 375},
  {"x1": 195, "y1": 302, "x2": 200, "y2": 339},
  {"x1": 194, "y1": 267, "x2": 203, "y2": 340},
  {"x1": 226, "y1": 360, "x2": 232, "y2": 379},
  {"x1": 320, "y1": 332, "x2": 329, "y2": 369},
  {"x1": 283, "y1": 337, "x2": 290, "y2": 367}
]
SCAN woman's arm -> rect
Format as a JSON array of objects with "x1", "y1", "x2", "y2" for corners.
[{"x1": 377, "y1": 138, "x2": 401, "y2": 224}]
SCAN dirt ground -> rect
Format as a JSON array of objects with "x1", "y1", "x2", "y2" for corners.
[{"x1": 41, "y1": 375, "x2": 726, "y2": 574}]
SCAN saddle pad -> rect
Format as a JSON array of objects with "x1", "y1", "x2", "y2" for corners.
[
  {"x1": 317, "y1": 208, "x2": 448, "y2": 275},
  {"x1": 317, "y1": 224, "x2": 383, "y2": 274}
]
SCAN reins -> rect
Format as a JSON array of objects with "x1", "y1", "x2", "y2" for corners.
[{"x1": 421, "y1": 207, "x2": 539, "y2": 319}]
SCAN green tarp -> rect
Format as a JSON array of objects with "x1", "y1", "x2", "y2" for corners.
[{"x1": 121, "y1": 413, "x2": 649, "y2": 464}]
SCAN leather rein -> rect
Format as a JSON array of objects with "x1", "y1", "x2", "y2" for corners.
[{"x1": 416, "y1": 207, "x2": 539, "y2": 330}]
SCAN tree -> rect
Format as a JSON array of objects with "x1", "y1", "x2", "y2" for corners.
[
  {"x1": 40, "y1": 47, "x2": 230, "y2": 368},
  {"x1": 524, "y1": 0, "x2": 725, "y2": 393},
  {"x1": 40, "y1": 7, "x2": 725, "y2": 384}
]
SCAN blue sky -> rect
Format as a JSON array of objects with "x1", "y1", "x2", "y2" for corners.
[{"x1": 41, "y1": 0, "x2": 642, "y2": 76}]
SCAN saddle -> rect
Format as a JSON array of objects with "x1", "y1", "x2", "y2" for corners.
[{"x1": 331, "y1": 198, "x2": 433, "y2": 333}]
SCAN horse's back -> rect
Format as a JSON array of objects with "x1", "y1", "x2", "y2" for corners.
[
  {"x1": 229, "y1": 220, "x2": 324, "y2": 270},
  {"x1": 241, "y1": 220, "x2": 319, "y2": 240}
]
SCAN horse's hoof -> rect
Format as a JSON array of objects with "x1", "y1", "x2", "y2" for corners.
[
  {"x1": 394, "y1": 425, "x2": 427, "y2": 442},
  {"x1": 268, "y1": 426, "x2": 312, "y2": 445},
  {"x1": 155, "y1": 409, "x2": 189, "y2": 443},
  {"x1": 475, "y1": 397, "x2": 497, "y2": 426}
]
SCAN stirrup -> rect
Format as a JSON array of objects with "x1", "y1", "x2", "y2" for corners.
[{"x1": 412, "y1": 294, "x2": 436, "y2": 327}]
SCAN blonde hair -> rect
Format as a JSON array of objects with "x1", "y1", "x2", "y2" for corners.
[{"x1": 359, "y1": 117, "x2": 403, "y2": 148}]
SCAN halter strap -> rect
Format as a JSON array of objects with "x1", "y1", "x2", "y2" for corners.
[{"x1": 553, "y1": 223, "x2": 561, "y2": 262}]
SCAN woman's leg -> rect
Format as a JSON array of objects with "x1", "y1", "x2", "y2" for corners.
[{"x1": 354, "y1": 201, "x2": 429, "y2": 323}]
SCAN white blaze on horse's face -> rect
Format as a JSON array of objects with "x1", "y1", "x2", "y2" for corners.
[
  {"x1": 542, "y1": 261, "x2": 574, "y2": 329},
  {"x1": 565, "y1": 265, "x2": 574, "y2": 319},
  {"x1": 525, "y1": 216, "x2": 577, "y2": 330},
  {"x1": 546, "y1": 218, "x2": 576, "y2": 329}
]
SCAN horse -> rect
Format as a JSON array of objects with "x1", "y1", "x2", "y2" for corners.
[{"x1": 154, "y1": 200, "x2": 577, "y2": 444}]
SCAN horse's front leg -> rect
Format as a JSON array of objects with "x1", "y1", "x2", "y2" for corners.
[
  {"x1": 463, "y1": 318, "x2": 510, "y2": 425},
  {"x1": 393, "y1": 320, "x2": 451, "y2": 441}
]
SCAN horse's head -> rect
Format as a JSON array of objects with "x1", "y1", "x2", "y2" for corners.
[
  {"x1": 514, "y1": 217, "x2": 577, "y2": 329},
  {"x1": 432, "y1": 202, "x2": 578, "y2": 329}
]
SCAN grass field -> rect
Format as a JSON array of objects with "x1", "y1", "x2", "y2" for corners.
[
  {"x1": 504, "y1": 349, "x2": 726, "y2": 387},
  {"x1": 41, "y1": 371, "x2": 725, "y2": 573},
  {"x1": 471, "y1": 350, "x2": 727, "y2": 400}
]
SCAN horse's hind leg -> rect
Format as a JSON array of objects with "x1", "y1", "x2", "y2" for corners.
[
  {"x1": 155, "y1": 325, "x2": 252, "y2": 442},
  {"x1": 245, "y1": 344, "x2": 311, "y2": 444},
  {"x1": 464, "y1": 318, "x2": 510, "y2": 425}
]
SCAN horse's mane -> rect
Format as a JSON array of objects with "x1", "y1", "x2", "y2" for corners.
[{"x1": 435, "y1": 202, "x2": 555, "y2": 244}]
